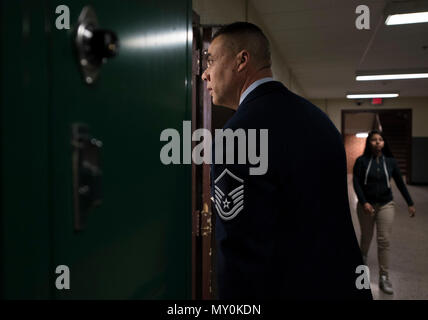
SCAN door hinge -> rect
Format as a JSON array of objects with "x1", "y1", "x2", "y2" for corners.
[
  {"x1": 193, "y1": 209, "x2": 200, "y2": 237},
  {"x1": 200, "y1": 202, "x2": 212, "y2": 237}
]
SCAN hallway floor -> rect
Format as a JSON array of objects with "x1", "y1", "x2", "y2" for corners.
[{"x1": 348, "y1": 175, "x2": 428, "y2": 300}]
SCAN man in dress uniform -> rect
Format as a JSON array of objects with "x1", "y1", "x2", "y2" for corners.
[{"x1": 202, "y1": 22, "x2": 373, "y2": 300}]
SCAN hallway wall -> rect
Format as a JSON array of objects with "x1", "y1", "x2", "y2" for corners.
[{"x1": 344, "y1": 134, "x2": 365, "y2": 174}]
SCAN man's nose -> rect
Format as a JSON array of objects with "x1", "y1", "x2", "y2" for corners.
[{"x1": 201, "y1": 69, "x2": 209, "y2": 81}]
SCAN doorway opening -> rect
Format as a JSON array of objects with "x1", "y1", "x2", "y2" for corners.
[
  {"x1": 191, "y1": 16, "x2": 236, "y2": 299},
  {"x1": 342, "y1": 109, "x2": 412, "y2": 183}
]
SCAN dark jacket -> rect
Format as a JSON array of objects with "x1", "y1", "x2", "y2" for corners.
[
  {"x1": 353, "y1": 155, "x2": 414, "y2": 206},
  {"x1": 211, "y1": 81, "x2": 372, "y2": 300}
]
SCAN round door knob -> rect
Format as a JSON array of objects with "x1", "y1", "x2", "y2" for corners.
[
  {"x1": 75, "y1": 6, "x2": 120, "y2": 84},
  {"x1": 90, "y1": 29, "x2": 119, "y2": 60}
]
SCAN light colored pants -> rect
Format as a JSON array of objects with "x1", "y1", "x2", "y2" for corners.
[{"x1": 357, "y1": 201, "x2": 395, "y2": 276}]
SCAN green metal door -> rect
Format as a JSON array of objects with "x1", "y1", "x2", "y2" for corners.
[
  {"x1": 1, "y1": 0, "x2": 52, "y2": 300},
  {"x1": 1, "y1": 0, "x2": 192, "y2": 299},
  {"x1": 50, "y1": 0, "x2": 192, "y2": 299}
]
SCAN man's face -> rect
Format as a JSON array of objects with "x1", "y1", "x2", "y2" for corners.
[{"x1": 201, "y1": 36, "x2": 240, "y2": 108}]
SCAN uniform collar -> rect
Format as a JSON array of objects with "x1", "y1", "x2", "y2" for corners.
[{"x1": 239, "y1": 77, "x2": 274, "y2": 106}]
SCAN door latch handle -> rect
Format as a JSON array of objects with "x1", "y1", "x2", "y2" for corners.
[{"x1": 71, "y1": 123, "x2": 103, "y2": 231}]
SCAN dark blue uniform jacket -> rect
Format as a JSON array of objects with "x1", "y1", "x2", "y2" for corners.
[{"x1": 211, "y1": 81, "x2": 373, "y2": 300}]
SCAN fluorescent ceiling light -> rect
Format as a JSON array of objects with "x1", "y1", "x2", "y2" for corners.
[
  {"x1": 356, "y1": 132, "x2": 369, "y2": 138},
  {"x1": 386, "y1": 11, "x2": 428, "y2": 24},
  {"x1": 347, "y1": 93, "x2": 399, "y2": 99},
  {"x1": 384, "y1": 0, "x2": 428, "y2": 25},
  {"x1": 356, "y1": 73, "x2": 428, "y2": 81}
]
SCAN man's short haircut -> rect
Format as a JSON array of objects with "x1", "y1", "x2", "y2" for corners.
[{"x1": 212, "y1": 22, "x2": 271, "y2": 67}]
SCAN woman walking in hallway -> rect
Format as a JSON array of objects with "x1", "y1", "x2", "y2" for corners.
[{"x1": 353, "y1": 130, "x2": 416, "y2": 295}]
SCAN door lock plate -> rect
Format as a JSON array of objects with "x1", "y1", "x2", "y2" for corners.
[{"x1": 75, "y1": 6, "x2": 119, "y2": 84}]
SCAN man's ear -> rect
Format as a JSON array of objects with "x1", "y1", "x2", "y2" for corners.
[{"x1": 237, "y1": 50, "x2": 249, "y2": 72}]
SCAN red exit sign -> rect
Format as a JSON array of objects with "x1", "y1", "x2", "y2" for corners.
[{"x1": 371, "y1": 98, "x2": 383, "y2": 105}]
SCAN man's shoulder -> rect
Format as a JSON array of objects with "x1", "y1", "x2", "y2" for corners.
[
  {"x1": 241, "y1": 81, "x2": 289, "y2": 105},
  {"x1": 225, "y1": 82, "x2": 285, "y2": 128},
  {"x1": 244, "y1": 82, "x2": 327, "y2": 119}
]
